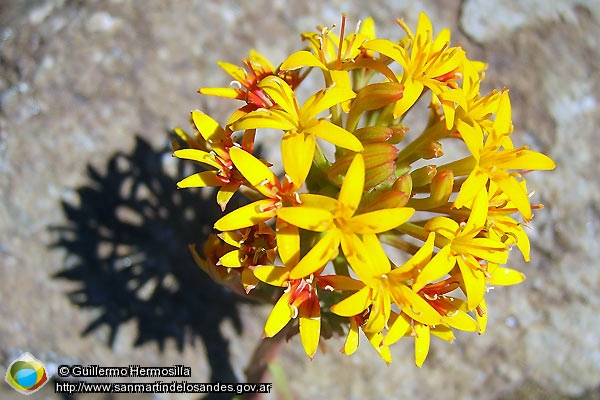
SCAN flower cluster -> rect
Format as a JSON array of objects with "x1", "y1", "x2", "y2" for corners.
[{"x1": 174, "y1": 13, "x2": 555, "y2": 366}]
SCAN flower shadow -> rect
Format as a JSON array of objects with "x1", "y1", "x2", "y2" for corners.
[{"x1": 50, "y1": 135, "x2": 251, "y2": 388}]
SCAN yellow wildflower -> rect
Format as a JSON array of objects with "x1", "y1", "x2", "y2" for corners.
[
  {"x1": 281, "y1": 15, "x2": 378, "y2": 102},
  {"x1": 173, "y1": 111, "x2": 248, "y2": 210},
  {"x1": 423, "y1": 192, "x2": 508, "y2": 310},
  {"x1": 213, "y1": 147, "x2": 301, "y2": 232},
  {"x1": 362, "y1": 12, "x2": 465, "y2": 119},
  {"x1": 276, "y1": 154, "x2": 415, "y2": 280},
  {"x1": 449, "y1": 91, "x2": 556, "y2": 220},
  {"x1": 231, "y1": 75, "x2": 363, "y2": 185}
]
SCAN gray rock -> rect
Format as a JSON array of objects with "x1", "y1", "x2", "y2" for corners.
[{"x1": 1, "y1": 1, "x2": 598, "y2": 399}]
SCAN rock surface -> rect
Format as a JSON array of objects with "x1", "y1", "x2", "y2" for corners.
[{"x1": 1, "y1": 1, "x2": 599, "y2": 399}]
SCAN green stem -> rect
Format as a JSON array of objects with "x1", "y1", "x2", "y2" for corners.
[
  {"x1": 243, "y1": 326, "x2": 289, "y2": 400},
  {"x1": 395, "y1": 222, "x2": 431, "y2": 242},
  {"x1": 437, "y1": 156, "x2": 477, "y2": 177},
  {"x1": 396, "y1": 119, "x2": 448, "y2": 165}
]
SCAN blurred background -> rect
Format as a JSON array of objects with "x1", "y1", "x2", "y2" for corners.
[{"x1": 1, "y1": 0, "x2": 599, "y2": 399}]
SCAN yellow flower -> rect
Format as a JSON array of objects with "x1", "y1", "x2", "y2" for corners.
[
  {"x1": 217, "y1": 223, "x2": 277, "y2": 293},
  {"x1": 422, "y1": 192, "x2": 508, "y2": 310},
  {"x1": 486, "y1": 180, "x2": 531, "y2": 261},
  {"x1": 231, "y1": 75, "x2": 363, "y2": 185},
  {"x1": 448, "y1": 91, "x2": 556, "y2": 220},
  {"x1": 362, "y1": 12, "x2": 465, "y2": 119},
  {"x1": 330, "y1": 233, "x2": 441, "y2": 333},
  {"x1": 173, "y1": 111, "x2": 248, "y2": 210},
  {"x1": 198, "y1": 50, "x2": 307, "y2": 123},
  {"x1": 254, "y1": 256, "x2": 363, "y2": 358},
  {"x1": 276, "y1": 154, "x2": 415, "y2": 280},
  {"x1": 281, "y1": 15, "x2": 377, "y2": 104},
  {"x1": 199, "y1": 50, "x2": 277, "y2": 108},
  {"x1": 213, "y1": 147, "x2": 301, "y2": 232},
  {"x1": 439, "y1": 58, "x2": 500, "y2": 131}
]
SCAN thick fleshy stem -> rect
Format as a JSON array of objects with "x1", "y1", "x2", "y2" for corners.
[{"x1": 243, "y1": 326, "x2": 289, "y2": 400}]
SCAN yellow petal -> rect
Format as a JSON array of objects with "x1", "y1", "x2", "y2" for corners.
[
  {"x1": 216, "y1": 61, "x2": 247, "y2": 83},
  {"x1": 173, "y1": 149, "x2": 221, "y2": 169},
  {"x1": 242, "y1": 267, "x2": 259, "y2": 293},
  {"x1": 394, "y1": 78, "x2": 424, "y2": 118},
  {"x1": 276, "y1": 206, "x2": 332, "y2": 232},
  {"x1": 330, "y1": 286, "x2": 372, "y2": 317},
  {"x1": 367, "y1": 331, "x2": 392, "y2": 364},
  {"x1": 350, "y1": 208, "x2": 415, "y2": 234},
  {"x1": 289, "y1": 230, "x2": 341, "y2": 279},
  {"x1": 392, "y1": 231, "x2": 436, "y2": 276},
  {"x1": 361, "y1": 39, "x2": 408, "y2": 67},
  {"x1": 297, "y1": 193, "x2": 338, "y2": 211},
  {"x1": 362, "y1": 233, "x2": 391, "y2": 276},
  {"x1": 281, "y1": 131, "x2": 316, "y2": 187},
  {"x1": 492, "y1": 171, "x2": 532, "y2": 221},
  {"x1": 305, "y1": 120, "x2": 363, "y2": 152},
  {"x1": 414, "y1": 323, "x2": 431, "y2": 367},
  {"x1": 281, "y1": 50, "x2": 327, "y2": 70},
  {"x1": 218, "y1": 230, "x2": 242, "y2": 248},
  {"x1": 318, "y1": 274, "x2": 365, "y2": 291},
  {"x1": 453, "y1": 168, "x2": 488, "y2": 210},
  {"x1": 299, "y1": 304, "x2": 321, "y2": 358},
  {"x1": 412, "y1": 245, "x2": 454, "y2": 292},
  {"x1": 338, "y1": 153, "x2": 365, "y2": 211},
  {"x1": 462, "y1": 190, "x2": 488, "y2": 237},
  {"x1": 457, "y1": 117, "x2": 483, "y2": 158},
  {"x1": 364, "y1": 289, "x2": 390, "y2": 333},
  {"x1": 214, "y1": 199, "x2": 277, "y2": 231},
  {"x1": 445, "y1": 310, "x2": 478, "y2": 332},
  {"x1": 487, "y1": 266, "x2": 525, "y2": 286},
  {"x1": 493, "y1": 91, "x2": 512, "y2": 135},
  {"x1": 229, "y1": 147, "x2": 278, "y2": 197},
  {"x1": 197, "y1": 87, "x2": 241, "y2": 99},
  {"x1": 248, "y1": 49, "x2": 275, "y2": 72},
  {"x1": 456, "y1": 256, "x2": 486, "y2": 310},
  {"x1": 258, "y1": 75, "x2": 298, "y2": 117},
  {"x1": 384, "y1": 312, "x2": 411, "y2": 346},
  {"x1": 276, "y1": 219, "x2": 300, "y2": 266},
  {"x1": 431, "y1": 325, "x2": 455, "y2": 342},
  {"x1": 499, "y1": 149, "x2": 556, "y2": 171},
  {"x1": 394, "y1": 285, "x2": 443, "y2": 326},
  {"x1": 218, "y1": 249, "x2": 243, "y2": 268},
  {"x1": 177, "y1": 171, "x2": 222, "y2": 188},
  {"x1": 300, "y1": 85, "x2": 356, "y2": 122},
  {"x1": 457, "y1": 238, "x2": 508, "y2": 264},
  {"x1": 425, "y1": 216, "x2": 460, "y2": 239},
  {"x1": 264, "y1": 291, "x2": 294, "y2": 337},
  {"x1": 341, "y1": 232, "x2": 372, "y2": 284},
  {"x1": 232, "y1": 108, "x2": 297, "y2": 131},
  {"x1": 191, "y1": 110, "x2": 225, "y2": 143},
  {"x1": 254, "y1": 265, "x2": 291, "y2": 287},
  {"x1": 216, "y1": 183, "x2": 241, "y2": 211},
  {"x1": 342, "y1": 317, "x2": 360, "y2": 355}
]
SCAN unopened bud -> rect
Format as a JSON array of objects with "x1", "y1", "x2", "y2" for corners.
[
  {"x1": 407, "y1": 169, "x2": 455, "y2": 210},
  {"x1": 392, "y1": 173, "x2": 412, "y2": 197},
  {"x1": 362, "y1": 189, "x2": 410, "y2": 212},
  {"x1": 329, "y1": 143, "x2": 398, "y2": 189},
  {"x1": 418, "y1": 140, "x2": 443, "y2": 160},
  {"x1": 353, "y1": 124, "x2": 408, "y2": 144},
  {"x1": 430, "y1": 170, "x2": 454, "y2": 204},
  {"x1": 411, "y1": 165, "x2": 437, "y2": 187},
  {"x1": 346, "y1": 82, "x2": 404, "y2": 129}
]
